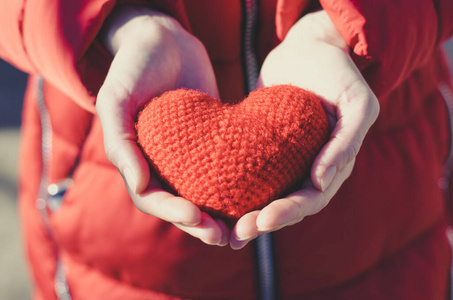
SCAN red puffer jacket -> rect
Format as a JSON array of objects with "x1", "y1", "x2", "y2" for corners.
[{"x1": 1, "y1": 0, "x2": 453, "y2": 299}]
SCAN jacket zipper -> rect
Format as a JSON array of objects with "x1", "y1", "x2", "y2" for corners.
[
  {"x1": 255, "y1": 233, "x2": 277, "y2": 300},
  {"x1": 241, "y1": 1, "x2": 277, "y2": 299},
  {"x1": 36, "y1": 78, "x2": 72, "y2": 300},
  {"x1": 242, "y1": 0, "x2": 260, "y2": 92}
]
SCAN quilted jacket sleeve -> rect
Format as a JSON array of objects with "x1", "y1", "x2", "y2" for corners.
[
  {"x1": 0, "y1": 0, "x2": 188, "y2": 113},
  {"x1": 319, "y1": 0, "x2": 453, "y2": 98}
]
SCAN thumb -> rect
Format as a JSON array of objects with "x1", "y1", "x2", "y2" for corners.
[
  {"x1": 311, "y1": 79, "x2": 379, "y2": 191},
  {"x1": 96, "y1": 81, "x2": 150, "y2": 194}
]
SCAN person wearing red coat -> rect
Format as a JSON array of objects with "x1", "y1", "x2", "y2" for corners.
[{"x1": 1, "y1": 0, "x2": 452, "y2": 299}]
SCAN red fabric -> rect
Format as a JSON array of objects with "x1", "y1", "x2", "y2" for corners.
[
  {"x1": 290, "y1": 220, "x2": 451, "y2": 299},
  {"x1": 0, "y1": 1, "x2": 38, "y2": 74},
  {"x1": 136, "y1": 85, "x2": 329, "y2": 220},
  {"x1": 0, "y1": 0, "x2": 190, "y2": 113},
  {"x1": 4, "y1": 0, "x2": 453, "y2": 299},
  {"x1": 320, "y1": 0, "x2": 453, "y2": 99},
  {"x1": 275, "y1": 0, "x2": 310, "y2": 40}
]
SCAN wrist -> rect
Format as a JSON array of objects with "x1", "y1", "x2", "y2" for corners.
[
  {"x1": 284, "y1": 10, "x2": 348, "y2": 51},
  {"x1": 99, "y1": 5, "x2": 185, "y2": 55}
]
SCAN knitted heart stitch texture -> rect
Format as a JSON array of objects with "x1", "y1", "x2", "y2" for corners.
[{"x1": 136, "y1": 85, "x2": 329, "y2": 221}]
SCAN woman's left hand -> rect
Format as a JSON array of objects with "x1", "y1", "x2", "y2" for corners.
[{"x1": 230, "y1": 10, "x2": 379, "y2": 249}]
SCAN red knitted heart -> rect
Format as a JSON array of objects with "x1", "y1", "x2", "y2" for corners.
[{"x1": 136, "y1": 85, "x2": 329, "y2": 221}]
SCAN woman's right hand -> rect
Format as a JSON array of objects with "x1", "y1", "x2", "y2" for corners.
[{"x1": 96, "y1": 5, "x2": 229, "y2": 246}]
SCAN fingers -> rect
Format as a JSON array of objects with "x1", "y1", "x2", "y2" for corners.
[
  {"x1": 230, "y1": 160, "x2": 354, "y2": 250},
  {"x1": 174, "y1": 213, "x2": 229, "y2": 246},
  {"x1": 128, "y1": 185, "x2": 201, "y2": 225},
  {"x1": 97, "y1": 80, "x2": 151, "y2": 194},
  {"x1": 125, "y1": 178, "x2": 229, "y2": 246},
  {"x1": 230, "y1": 211, "x2": 260, "y2": 250},
  {"x1": 259, "y1": 160, "x2": 353, "y2": 229},
  {"x1": 312, "y1": 78, "x2": 379, "y2": 191}
]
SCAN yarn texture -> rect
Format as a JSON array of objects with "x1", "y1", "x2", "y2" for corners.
[{"x1": 136, "y1": 85, "x2": 329, "y2": 220}]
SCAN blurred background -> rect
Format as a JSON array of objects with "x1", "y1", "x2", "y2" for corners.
[
  {"x1": 0, "y1": 58, "x2": 30, "y2": 299},
  {"x1": 1, "y1": 40, "x2": 453, "y2": 299}
]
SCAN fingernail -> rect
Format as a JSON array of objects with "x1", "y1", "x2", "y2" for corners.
[
  {"x1": 321, "y1": 165, "x2": 337, "y2": 192},
  {"x1": 181, "y1": 221, "x2": 201, "y2": 226},
  {"x1": 236, "y1": 234, "x2": 258, "y2": 242},
  {"x1": 217, "y1": 239, "x2": 229, "y2": 247},
  {"x1": 258, "y1": 223, "x2": 285, "y2": 233},
  {"x1": 123, "y1": 167, "x2": 137, "y2": 193},
  {"x1": 231, "y1": 240, "x2": 250, "y2": 250}
]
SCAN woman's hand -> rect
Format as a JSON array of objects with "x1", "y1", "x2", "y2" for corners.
[
  {"x1": 96, "y1": 6, "x2": 229, "y2": 246},
  {"x1": 230, "y1": 10, "x2": 379, "y2": 249}
]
